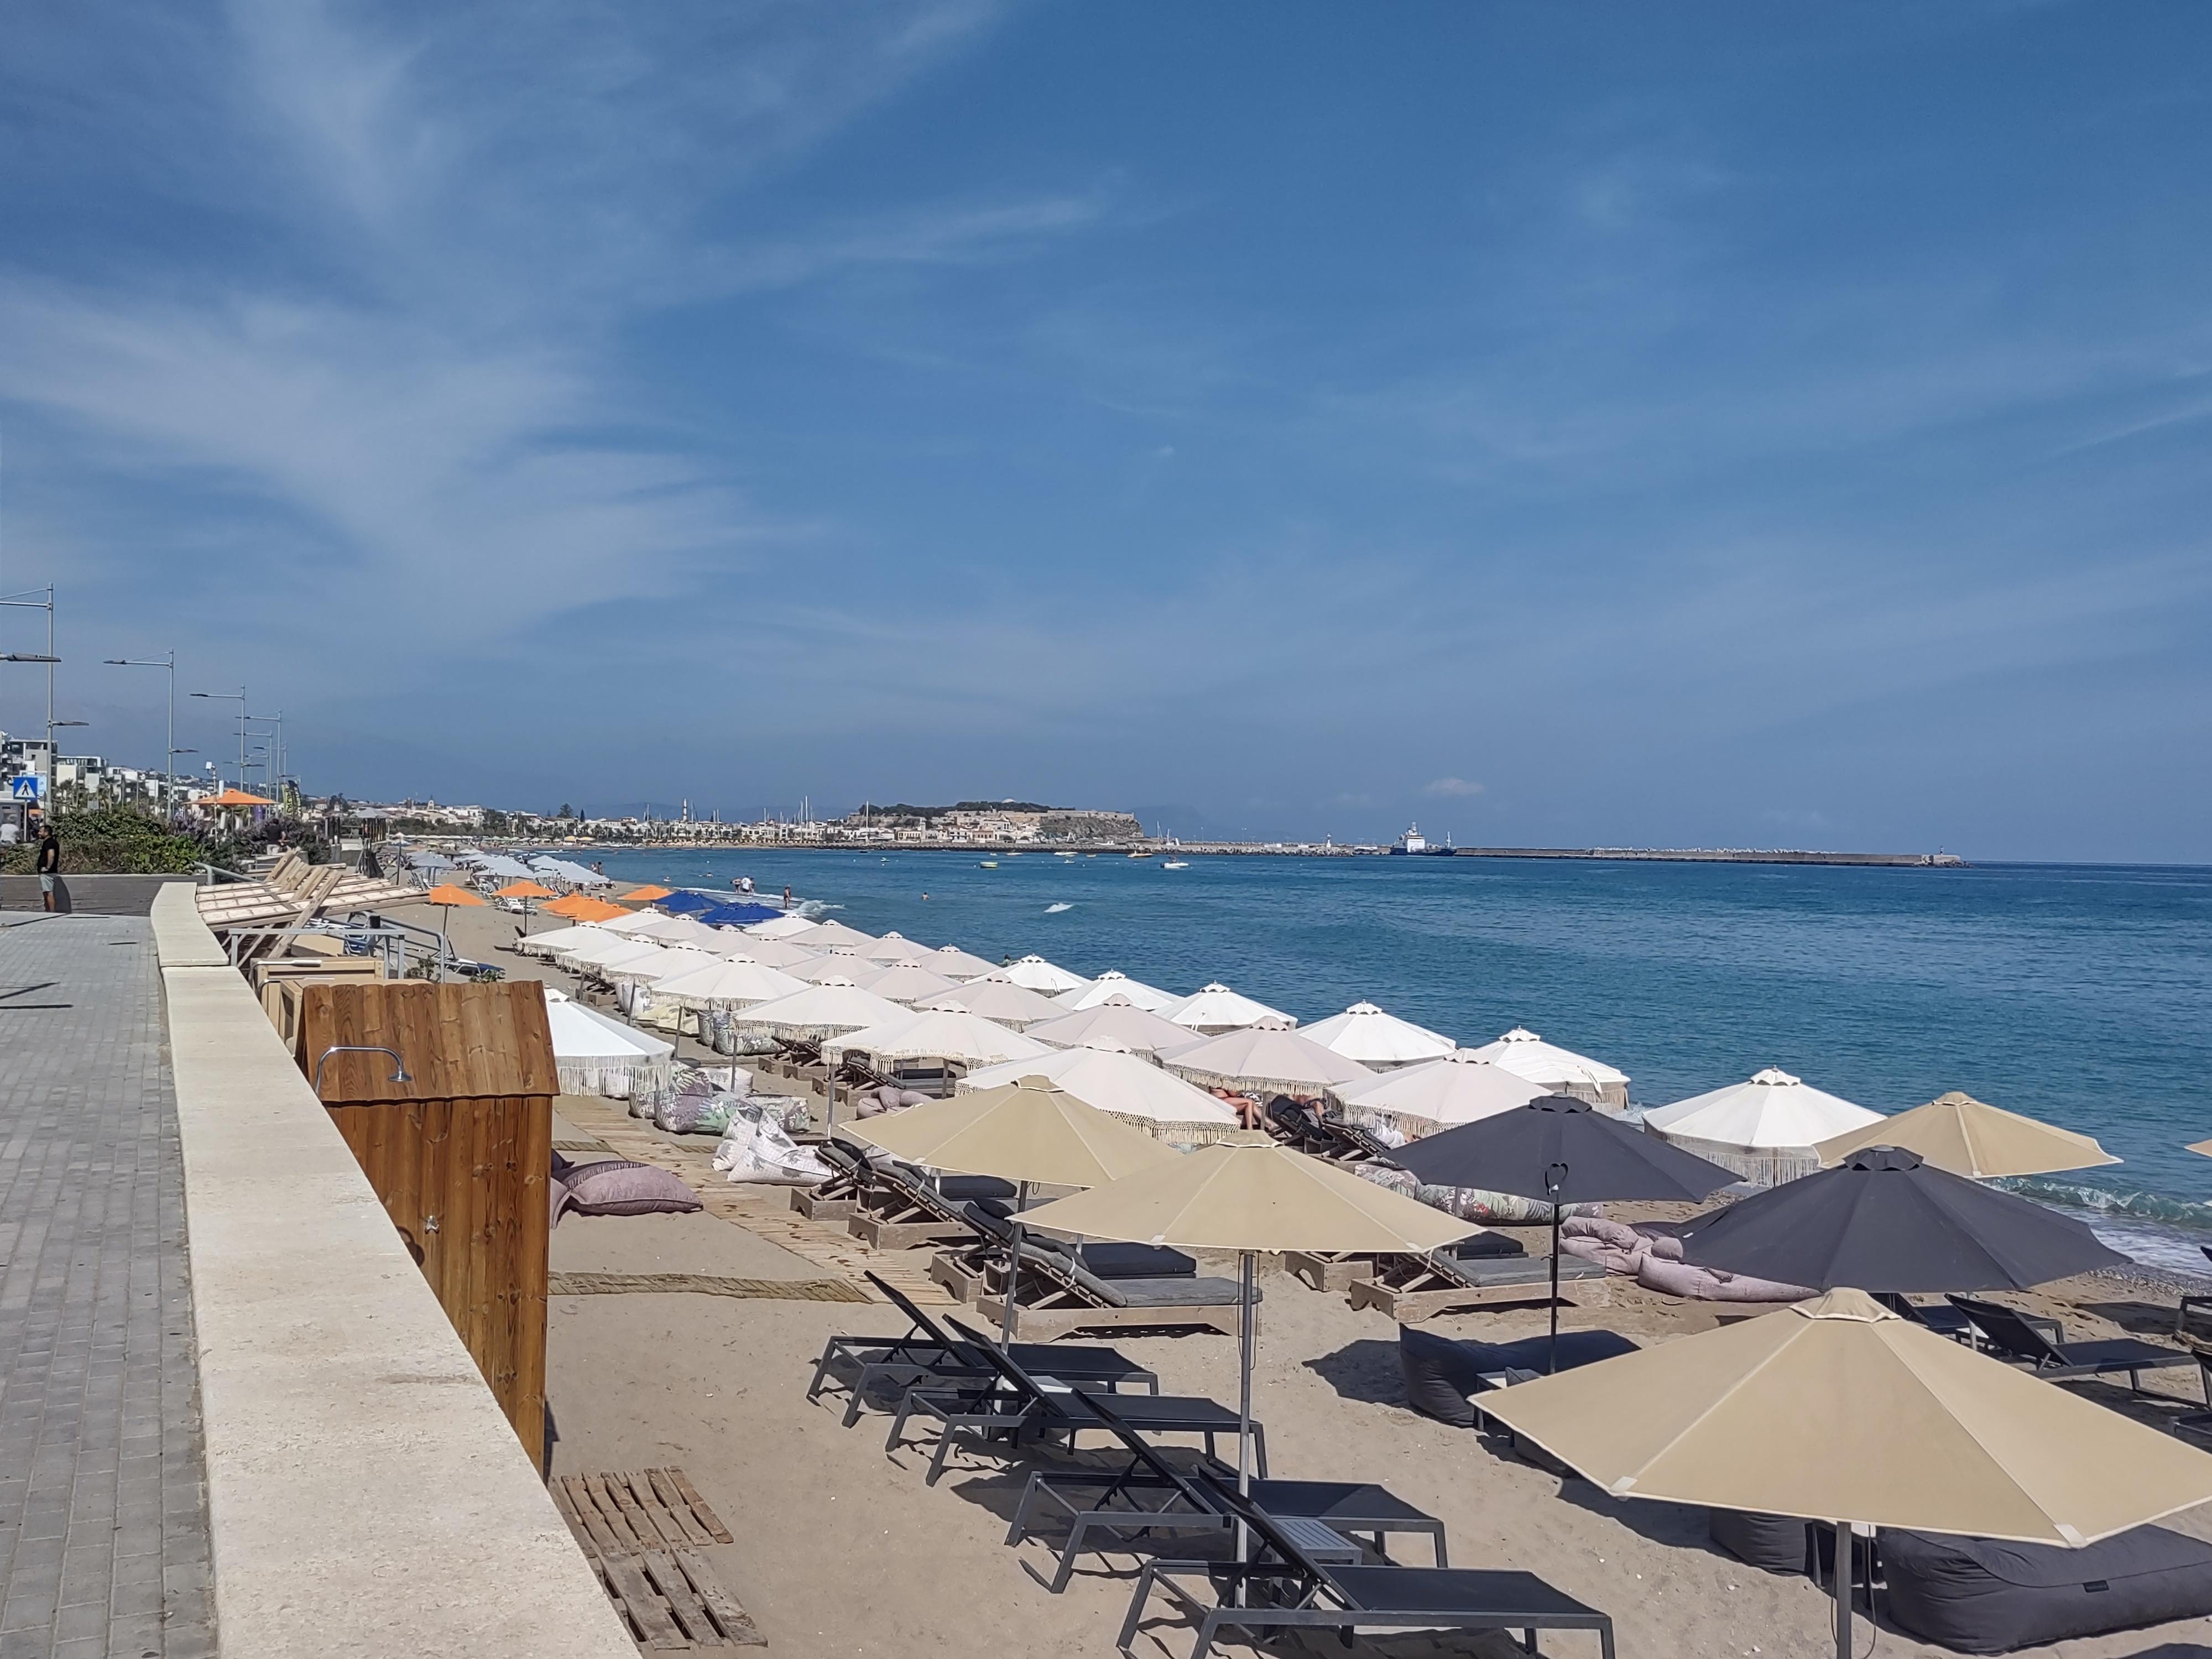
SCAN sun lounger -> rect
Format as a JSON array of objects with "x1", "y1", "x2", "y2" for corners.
[
  {"x1": 1947, "y1": 1296, "x2": 2203, "y2": 1397},
  {"x1": 973, "y1": 1228, "x2": 1257, "y2": 1341},
  {"x1": 1118, "y1": 1464, "x2": 1615, "y2": 1659},
  {"x1": 1398, "y1": 1324, "x2": 1642, "y2": 1428},
  {"x1": 1005, "y1": 1375, "x2": 1446, "y2": 1592},
  {"x1": 808, "y1": 1271, "x2": 1157, "y2": 1426},
  {"x1": 789, "y1": 1137, "x2": 883, "y2": 1223},
  {"x1": 931, "y1": 1202, "x2": 1198, "y2": 1304},
  {"x1": 886, "y1": 1318, "x2": 1265, "y2": 1487},
  {"x1": 847, "y1": 1161, "x2": 1016, "y2": 1250},
  {"x1": 1875, "y1": 1291, "x2": 2060, "y2": 1347},
  {"x1": 1263, "y1": 1098, "x2": 1334, "y2": 1154},
  {"x1": 1349, "y1": 1240, "x2": 1608, "y2": 1324}
]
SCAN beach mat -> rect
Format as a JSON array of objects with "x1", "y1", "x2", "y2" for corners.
[{"x1": 549, "y1": 1270, "x2": 868, "y2": 1303}]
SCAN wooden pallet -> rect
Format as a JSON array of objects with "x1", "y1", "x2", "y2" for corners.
[
  {"x1": 554, "y1": 1469, "x2": 763, "y2": 1650},
  {"x1": 550, "y1": 1271, "x2": 868, "y2": 1304}
]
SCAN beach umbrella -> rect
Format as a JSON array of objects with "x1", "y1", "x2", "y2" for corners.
[
  {"x1": 853, "y1": 1077, "x2": 1182, "y2": 1340},
  {"x1": 719, "y1": 935, "x2": 828, "y2": 969},
  {"x1": 851, "y1": 962, "x2": 962, "y2": 1005},
  {"x1": 822, "y1": 1008, "x2": 1052, "y2": 1071},
  {"x1": 921, "y1": 973, "x2": 1068, "y2": 1030},
  {"x1": 416, "y1": 882, "x2": 487, "y2": 983},
  {"x1": 1027, "y1": 998, "x2": 1198, "y2": 1057},
  {"x1": 964, "y1": 1042, "x2": 1241, "y2": 1144},
  {"x1": 651, "y1": 890, "x2": 717, "y2": 917},
  {"x1": 1676, "y1": 1145, "x2": 2127, "y2": 1293},
  {"x1": 744, "y1": 913, "x2": 822, "y2": 940},
  {"x1": 860, "y1": 930, "x2": 936, "y2": 964},
  {"x1": 541, "y1": 893, "x2": 626, "y2": 922},
  {"x1": 1391, "y1": 1095, "x2": 1738, "y2": 1370},
  {"x1": 1021, "y1": 1144, "x2": 1479, "y2": 1498},
  {"x1": 494, "y1": 878, "x2": 555, "y2": 936},
  {"x1": 634, "y1": 915, "x2": 727, "y2": 950},
  {"x1": 1644, "y1": 1066, "x2": 1884, "y2": 1182},
  {"x1": 1298, "y1": 1000, "x2": 1455, "y2": 1068},
  {"x1": 729, "y1": 981, "x2": 906, "y2": 1044},
  {"x1": 620, "y1": 884, "x2": 675, "y2": 902},
  {"x1": 1329, "y1": 1048, "x2": 1547, "y2": 1136},
  {"x1": 513, "y1": 921, "x2": 604, "y2": 958},
  {"x1": 1165, "y1": 982, "x2": 1295, "y2": 1035},
  {"x1": 1460, "y1": 1026, "x2": 1630, "y2": 1107},
  {"x1": 911, "y1": 944, "x2": 998, "y2": 981},
  {"x1": 698, "y1": 901, "x2": 783, "y2": 927},
  {"x1": 1051, "y1": 969, "x2": 1182, "y2": 1014},
  {"x1": 1162, "y1": 1025, "x2": 1374, "y2": 1100},
  {"x1": 994, "y1": 953, "x2": 1089, "y2": 995},
  {"x1": 541, "y1": 987, "x2": 675, "y2": 1100},
  {"x1": 787, "y1": 951, "x2": 875, "y2": 985},
  {"x1": 597, "y1": 910, "x2": 669, "y2": 936},
  {"x1": 630, "y1": 946, "x2": 720, "y2": 984},
  {"x1": 652, "y1": 956, "x2": 805, "y2": 1009},
  {"x1": 1815, "y1": 1091, "x2": 2121, "y2": 1179},
  {"x1": 2192, "y1": 1138, "x2": 2212, "y2": 1157},
  {"x1": 554, "y1": 930, "x2": 651, "y2": 969},
  {"x1": 798, "y1": 919, "x2": 878, "y2": 951},
  {"x1": 1478, "y1": 1287, "x2": 2212, "y2": 1659}
]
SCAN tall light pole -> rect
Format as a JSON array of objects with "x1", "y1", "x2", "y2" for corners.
[
  {"x1": 191, "y1": 687, "x2": 246, "y2": 787},
  {"x1": 0, "y1": 585, "x2": 55, "y2": 786},
  {"x1": 105, "y1": 651, "x2": 178, "y2": 800}
]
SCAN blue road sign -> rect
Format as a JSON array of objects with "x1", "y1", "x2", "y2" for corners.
[{"x1": 8, "y1": 774, "x2": 43, "y2": 801}]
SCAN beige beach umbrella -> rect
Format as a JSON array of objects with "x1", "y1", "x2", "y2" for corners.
[
  {"x1": 962, "y1": 1041, "x2": 1243, "y2": 1144},
  {"x1": 1300, "y1": 1000, "x2": 1456, "y2": 1068},
  {"x1": 1164, "y1": 1025, "x2": 1375, "y2": 1100},
  {"x1": 797, "y1": 919, "x2": 878, "y2": 951},
  {"x1": 921, "y1": 973, "x2": 1068, "y2": 1030},
  {"x1": 1021, "y1": 1143, "x2": 1479, "y2": 1498},
  {"x1": 731, "y1": 981, "x2": 905, "y2": 1044},
  {"x1": 852, "y1": 1077, "x2": 1182, "y2": 1341},
  {"x1": 913, "y1": 944, "x2": 999, "y2": 981},
  {"x1": 652, "y1": 956, "x2": 805, "y2": 1009},
  {"x1": 787, "y1": 950, "x2": 873, "y2": 984},
  {"x1": 996, "y1": 953, "x2": 1090, "y2": 994},
  {"x1": 1330, "y1": 1048, "x2": 1548, "y2": 1137},
  {"x1": 1479, "y1": 1287, "x2": 2212, "y2": 1659},
  {"x1": 1817, "y1": 1091, "x2": 2122, "y2": 1178},
  {"x1": 851, "y1": 962, "x2": 962, "y2": 1005},
  {"x1": 1052, "y1": 969, "x2": 1182, "y2": 1013},
  {"x1": 743, "y1": 912, "x2": 821, "y2": 940},
  {"x1": 860, "y1": 930, "x2": 936, "y2": 964},
  {"x1": 1028, "y1": 998, "x2": 1200, "y2": 1057},
  {"x1": 716, "y1": 935, "x2": 823, "y2": 969},
  {"x1": 821, "y1": 1008, "x2": 1051, "y2": 1070}
]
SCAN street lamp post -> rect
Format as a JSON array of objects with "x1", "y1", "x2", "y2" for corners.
[
  {"x1": 105, "y1": 651, "x2": 179, "y2": 804},
  {"x1": 0, "y1": 585, "x2": 56, "y2": 787},
  {"x1": 190, "y1": 687, "x2": 246, "y2": 787}
]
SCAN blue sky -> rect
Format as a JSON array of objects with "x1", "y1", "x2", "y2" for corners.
[{"x1": 1, "y1": 3, "x2": 2207, "y2": 859}]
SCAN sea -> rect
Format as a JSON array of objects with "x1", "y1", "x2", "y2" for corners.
[{"x1": 580, "y1": 848, "x2": 2212, "y2": 1276}]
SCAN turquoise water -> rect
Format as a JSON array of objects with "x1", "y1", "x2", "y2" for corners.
[{"x1": 587, "y1": 849, "x2": 2212, "y2": 1266}]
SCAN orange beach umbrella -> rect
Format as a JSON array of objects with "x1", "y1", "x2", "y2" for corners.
[
  {"x1": 621, "y1": 884, "x2": 675, "y2": 903},
  {"x1": 496, "y1": 878, "x2": 557, "y2": 937},
  {"x1": 196, "y1": 787, "x2": 275, "y2": 808},
  {"x1": 542, "y1": 893, "x2": 627, "y2": 923},
  {"x1": 418, "y1": 883, "x2": 487, "y2": 983}
]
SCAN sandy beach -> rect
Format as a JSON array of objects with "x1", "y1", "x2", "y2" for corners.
[{"x1": 423, "y1": 896, "x2": 2212, "y2": 1658}]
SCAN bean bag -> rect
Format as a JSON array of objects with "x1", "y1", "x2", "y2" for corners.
[
  {"x1": 1399, "y1": 1324, "x2": 1642, "y2": 1429},
  {"x1": 560, "y1": 1160, "x2": 702, "y2": 1217},
  {"x1": 1708, "y1": 1510, "x2": 1818, "y2": 1576},
  {"x1": 1636, "y1": 1253, "x2": 1814, "y2": 1303},
  {"x1": 1877, "y1": 1526, "x2": 2212, "y2": 1655}
]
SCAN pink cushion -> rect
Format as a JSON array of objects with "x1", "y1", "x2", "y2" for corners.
[{"x1": 560, "y1": 1160, "x2": 702, "y2": 1217}]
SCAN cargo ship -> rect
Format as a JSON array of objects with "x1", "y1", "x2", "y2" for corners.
[{"x1": 1390, "y1": 823, "x2": 1454, "y2": 856}]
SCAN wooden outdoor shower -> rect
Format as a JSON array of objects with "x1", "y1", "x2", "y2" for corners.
[{"x1": 294, "y1": 980, "x2": 554, "y2": 1468}]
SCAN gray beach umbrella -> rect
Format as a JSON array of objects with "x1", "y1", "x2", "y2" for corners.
[
  {"x1": 1388, "y1": 1094, "x2": 1738, "y2": 1371},
  {"x1": 1676, "y1": 1144, "x2": 2127, "y2": 1293}
]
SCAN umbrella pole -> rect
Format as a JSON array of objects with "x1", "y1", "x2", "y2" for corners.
[
  {"x1": 1834, "y1": 1521, "x2": 1853, "y2": 1659},
  {"x1": 1546, "y1": 1160, "x2": 1568, "y2": 1374},
  {"x1": 999, "y1": 1181, "x2": 1030, "y2": 1346},
  {"x1": 437, "y1": 909, "x2": 448, "y2": 984},
  {"x1": 1235, "y1": 1248, "x2": 1256, "y2": 1600}
]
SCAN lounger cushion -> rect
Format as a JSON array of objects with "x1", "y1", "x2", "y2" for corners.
[
  {"x1": 1076, "y1": 1242, "x2": 1198, "y2": 1280},
  {"x1": 940, "y1": 1175, "x2": 1018, "y2": 1202},
  {"x1": 1877, "y1": 1526, "x2": 2212, "y2": 1654},
  {"x1": 560, "y1": 1160, "x2": 703, "y2": 1217},
  {"x1": 1399, "y1": 1327, "x2": 1641, "y2": 1428},
  {"x1": 1104, "y1": 1274, "x2": 1252, "y2": 1309},
  {"x1": 1708, "y1": 1510, "x2": 1817, "y2": 1577}
]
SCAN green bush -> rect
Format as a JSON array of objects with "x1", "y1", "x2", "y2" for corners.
[{"x1": 1, "y1": 807, "x2": 227, "y2": 875}]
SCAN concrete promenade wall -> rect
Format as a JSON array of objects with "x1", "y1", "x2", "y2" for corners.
[{"x1": 150, "y1": 885, "x2": 634, "y2": 1659}]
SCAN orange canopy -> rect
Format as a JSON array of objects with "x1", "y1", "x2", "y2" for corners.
[
  {"x1": 542, "y1": 893, "x2": 627, "y2": 922},
  {"x1": 421, "y1": 882, "x2": 489, "y2": 908},
  {"x1": 196, "y1": 787, "x2": 275, "y2": 807},
  {"x1": 496, "y1": 879, "x2": 556, "y2": 900},
  {"x1": 620, "y1": 884, "x2": 675, "y2": 902}
]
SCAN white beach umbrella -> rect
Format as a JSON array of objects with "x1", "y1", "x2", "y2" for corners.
[
  {"x1": 821, "y1": 1008, "x2": 1052, "y2": 1068},
  {"x1": 717, "y1": 935, "x2": 823, "y2": 969},
  {"x1": 514, "y1": 922, "x2": 605, "y2": 958},
  {"x1": 1462, "y1": 1026, "x2": 1631, "y2": 1105},
  {"x1": 993, "y1": 953, "x2": 1089, "y2": 994},
  {"x1": 541, "y1": 987, "x2": 674, "y2": 1099},
  {"x1": 787, "y1": 950, "x2": 875, "y2": 985},
  {"x1": 653, "y1": 956, "x2": 806, "y2": 1009},
  {"x1": 1300, "y1": 1000, "x2": 1455, "y2": 1067},
  {"x1": 744, "y1": 913, "x2": 821, "y2": 940},
  {"x1": 1645, "y1": 1067, "x2": 1883, "y2": 1151},
  {"x1": 964, "y1": 1042, "x2": 1242, "y2": 1143},
  {"x1": 636, "y1": 946, "x2": 723, "y2": 985},
  {"x1": 860, "y1": 930, "x2": 936, "y2": 964},
  {"x1": 731, "y1": 981, "x2": 907, "y2": 1042},
  {"x1": 1166, "y1": 982, "x2": 1296, "y2": 1035},
  {"x1": 637, "y1": 915, "x2": 727, "y2": 950},
  {"x1": 852, "y1": 962, "x2": 963, "y2": 1005},
  {"x1": 597, "y1": 911, "x2": 668, "y2": 936},
  {"x1": 588, "y1": 938, "x2": 679, "y2": 979},
  {"x1": 554, "y1": 930, "x2": 652, "y2": 969},
  {"x1": 1165, "y1": 1025, "x2": 1375, "y2": 1100},
  {"x1": 1331, "y1": 1049, "x2": 1547, "y2": 1136},
  {"x1": 912, "y1": 945, "x2": 998, "y2": 981},
  {"x1": 1051, "y1": 969, "x2": 1182, "y2": 1013},
  {"x1": 1027, "y1": 998, "x2": 1199, "y2": 1057},
  {"x1": 798, "y1": 919, "x2": 878, "y2": 951},
  {"x1": 921, "y1": 973, "x2": 1069, "y2": 1030}
]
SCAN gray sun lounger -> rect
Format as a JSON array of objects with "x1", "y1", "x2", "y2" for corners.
[
  {"x1": 973, "y1": 1225, "x2": 1256, "y2": 1340},
  {"x1": 848, "y1": 1161, "x2": 1016, "y2": 1250},
  {"x1": 886, "y1": 1318, "x2": 1266, "y2": 1488},
  {"x1": 1948, "y1": 1296, "x2": 2204, "y2": 1398},
  {"x1": 1004, "y1": 1365, "x2": 1445, "y2": 1593},
  {"x1": 1118, "y1": 1460, "x2": 1615, "y2": 1659},
  {"x1": 807, "y1": 1271, "x2": 1157, "y2": 1426},
  {"x1": 789, "y1": 1136, "x2": 887, "y2": 1222},
  {"x1": 932, "y1": 1201, "x2": 1197, "y2": 1303},
  {"x1": 1876, "y1": 1291, "x2": 2060, "y2": 1347},
  {"x1": 1349, "y1": 1241, "x2": 1609, "y2": 1323}
]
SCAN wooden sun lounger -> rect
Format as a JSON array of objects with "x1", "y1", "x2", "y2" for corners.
[
  {"x1": 847, "y1": 1166, "x2": 1013, "y2": 1251},
  {"x1": 930, "y1": 1206, "x2": 1198, "y2": 1307},
  {"x1": 788, "y1": 1139, "x2": 879, "y2": 1223},
  {"x1": 1348, "y1": 1250, "x2": 1610, "y2": 1324},
  {"x1": 976, "y1": 1233, "x2": 1255, "y2": 1342},
  {"x1": 1284, "y1": 1251, "x2": 1380, "y2": 1292}
]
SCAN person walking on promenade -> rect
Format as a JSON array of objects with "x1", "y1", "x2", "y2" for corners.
[{"x1": 35, "y1": 823, "x2": 61, "y2": 912}]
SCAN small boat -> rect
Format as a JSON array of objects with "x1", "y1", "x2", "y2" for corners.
[
  {"x1": 1162, "y1": 860, "x2": 1189, "y2": 870},
  {"x1": 1127, "y1": 851, "x2": 1154, "y2": 859},
  {"x1": 978, "y1": 860, "x2": 998, "y2": 869}
]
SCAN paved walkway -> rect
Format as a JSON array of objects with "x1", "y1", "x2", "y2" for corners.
[{"x1": 0, "y1": 915, "x2": 213, "y2": 1659}]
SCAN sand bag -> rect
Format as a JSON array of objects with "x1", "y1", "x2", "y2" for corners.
[{"x1": 713, "y1": 1107, "x2": 830, "y2": 1186}]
